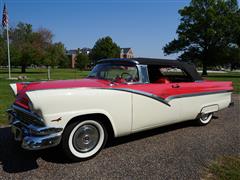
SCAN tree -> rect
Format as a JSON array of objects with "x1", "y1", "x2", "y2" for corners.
[
  {"x1": 2, "y1": 22, "x2": 68, "y2": 71},
  {"x1": 90, "y1": 36, "x2": 120, "y2": 64},
  {"x1": 9, "y1": 22, "x2": 66, "y2": 72},
  {"x1": 76, "y1": 53, "x2": 90, "y2": 70},
  {"x1": 223, "y1": 45, "x2": 240, "y2": 70},
  {"x1": 38, "y1": 28, "x2": 53, "y2": 45},
  {"x1": 0, "y1": 33, "x2": 6, "y2": 66},
  {"x1": 10, "y1": 23, "x2": 50, "y2": 72},
  {"x1": 44, "y1": 42, "x2": 68, "y2": 68},
  {"x1": 163, "y1": 0, "x2": 240, "y2": 75}
]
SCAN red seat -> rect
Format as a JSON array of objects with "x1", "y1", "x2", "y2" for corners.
[
  {"x1": 154, "y1": 78, "x2": 170, "y2": 84},
  {"x1": 115, "y1": 77, "x2": 126, "y2": 83}
]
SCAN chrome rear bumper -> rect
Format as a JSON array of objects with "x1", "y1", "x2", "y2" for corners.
[{"x1": 7, "y1": 107, "x2": 63, "y2": 150}]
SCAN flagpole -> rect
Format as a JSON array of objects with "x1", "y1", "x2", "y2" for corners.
[{"x1": 6, "y1": 21, "x2": 11, "y2": 79}]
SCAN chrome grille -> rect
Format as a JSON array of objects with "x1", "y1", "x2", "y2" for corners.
[{"x1": 14, "y1": 109, "x2": 44, "y2": 126}]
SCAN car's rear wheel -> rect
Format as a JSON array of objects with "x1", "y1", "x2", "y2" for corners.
[
  {"x1": 61, "y1": 119, "x2": 108, "y2": 161},
  {"x1": 197, "y1": 113, "x2": 213, "y2": 126}
]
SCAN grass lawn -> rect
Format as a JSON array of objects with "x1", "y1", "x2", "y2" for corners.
[
  {"x1": 206, "y1": 73, "x2": 240, "y2": 94},
  {"x1": 204, "y1": 156, "x2": 240, "y2": 180},
  {"x1": 0, "y1": 68, "x2": 89, "y2": 125},
  {"x1": 0, "y1": 68, "x2": 239, "y2": 125}
]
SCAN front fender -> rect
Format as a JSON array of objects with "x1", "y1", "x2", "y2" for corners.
[
  {"x1": 44, "y1": 108, "x2": 117, "y2": 136},
  {"x1": 26, "y1": 88, "x2": 132, "y2": 137}
]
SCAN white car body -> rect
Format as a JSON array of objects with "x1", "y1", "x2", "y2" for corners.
[{"x1": 7, "y1": 58, "x2": 233, "y2": 160}]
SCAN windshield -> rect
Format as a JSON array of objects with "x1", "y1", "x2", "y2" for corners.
[{"x1": 88, "y1": 63, "x2": 139, "y2": 83}]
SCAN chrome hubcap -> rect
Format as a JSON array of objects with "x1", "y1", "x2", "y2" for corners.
[
  {"x1": 73, "y1": 124, "x2": 99, "y2": 153},
  {"x1": 201, "y1": 113, "x2": 211, "y2": 122}
]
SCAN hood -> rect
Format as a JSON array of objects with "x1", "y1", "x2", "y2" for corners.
[
  {"x1": 11, "y1": 78, "x2": 110, "y2": 96},
  {"x1": 10, "y1": 78, "x2": 110, "y2": 109}
]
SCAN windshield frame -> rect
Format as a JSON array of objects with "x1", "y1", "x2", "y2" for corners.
[{"x1": 88, "y1": 63, "x2": 142, "y2": 84}]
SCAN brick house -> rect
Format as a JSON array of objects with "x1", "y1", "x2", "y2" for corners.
[
  {"x1": 120, "y1": 48, "x2": 134, "y2": 59},
  {"x1": 66, "y1": 49, "x2": 79, "y2": 68},
  {"x1": 66, "y1": 48, "x2": 92, "y2": 68},
  {"x1": 81, "y1": 48, "x2": 92, "y2": 55}
]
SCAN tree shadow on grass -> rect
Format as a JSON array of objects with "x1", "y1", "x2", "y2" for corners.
[{"x1": 0, "y1": 119, "x2": 212, "y2": 173}]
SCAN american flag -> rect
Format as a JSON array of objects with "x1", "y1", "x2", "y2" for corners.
[{"x1": 2, "y1": 4, "x2": 8, "y2": 27}]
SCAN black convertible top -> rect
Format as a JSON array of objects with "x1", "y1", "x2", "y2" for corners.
[{"x1": 98, "y1": 58, "x2": 202, "y2": 81}]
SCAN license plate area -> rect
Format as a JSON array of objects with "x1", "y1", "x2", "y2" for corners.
[{"x1": 11, "y1": 126, "x2": 23, "y2": 141}]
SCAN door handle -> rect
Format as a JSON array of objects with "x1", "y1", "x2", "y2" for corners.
[{"x1": 172, "y1": 84, "x2": 180, "y2": 88}]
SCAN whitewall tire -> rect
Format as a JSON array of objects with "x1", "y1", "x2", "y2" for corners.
[
  {"x1": 61, "y1": 119, "x2": 108, "y2": 161},
  {"x1": 197, "y1": 113, "x2": 213, "y2": 126}
]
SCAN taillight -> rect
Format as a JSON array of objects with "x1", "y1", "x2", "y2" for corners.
[{"x1": 14, "y1": 94, "x2": 30, "y2": 110}]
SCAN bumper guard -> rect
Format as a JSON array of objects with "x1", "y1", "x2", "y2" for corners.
[{"x1": 7, "y1": 108, "x2": 63, "y2": 150}]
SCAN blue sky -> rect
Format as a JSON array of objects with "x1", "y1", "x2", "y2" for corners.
[{"x1": 1, "y1": 0, "x2": 239, "y2": 58}]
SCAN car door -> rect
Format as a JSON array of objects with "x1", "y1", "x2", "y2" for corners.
[{"x1": 129, "y1": 83, "x2": 182, "y2": 133}]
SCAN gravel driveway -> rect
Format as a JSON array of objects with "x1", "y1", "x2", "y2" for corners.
[{"x1": 0, "y1": 94, "x2": 239, "y2": 180}]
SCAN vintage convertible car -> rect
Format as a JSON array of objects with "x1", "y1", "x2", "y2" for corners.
[{"x1": 7, "y1": 58, "x2": 233, "y2": 161}]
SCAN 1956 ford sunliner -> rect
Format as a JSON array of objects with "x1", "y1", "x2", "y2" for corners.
[{"x1": 7, "y1": 58, "x2": 233, "y2": 161}]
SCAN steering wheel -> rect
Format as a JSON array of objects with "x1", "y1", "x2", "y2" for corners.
[{"x1": 120, "y1": 72, "x2": 133, "y2": 82}]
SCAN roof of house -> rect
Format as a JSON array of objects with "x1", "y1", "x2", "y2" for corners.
[
  {"x1": 81, "y1": 48, "x2": 92, "y2": 51},
  {"x1": 67, "y1": 48, "x2": 91, "y2": 55},
  {"x1": 121, "y1": 48, "x2": 131, "y2": 54},
  {"x1": 66, "y1": 49, "x2": 78, "y2": 55},
  {"x1": 98, "y1": 58, "x2": 202, "y2": 81}
]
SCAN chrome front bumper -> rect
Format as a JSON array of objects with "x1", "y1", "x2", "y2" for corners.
[{"x1": 7, "y1": 107, "x2": 63, "y2": 150}]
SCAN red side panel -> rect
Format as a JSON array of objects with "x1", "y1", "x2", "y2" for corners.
[
  {"x1": 14, "y1": 78, "x2": 233, "y2": 110},
  {"x1": 116, "y1": 80, "x2": 233, "y2": 99}
]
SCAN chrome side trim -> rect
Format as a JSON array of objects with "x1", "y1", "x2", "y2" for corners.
[
  {"x1": 23, "y1": 87, "x2": 232, "y2": 109},
  {"x1": 99, "y1": 88, "x2": 171, "y2": 107},
  {"x1": 97, "y1": 89, "x2": 232, "y2": 107},
  {"x1": 165, "y1": 90, "x2": 233, "y2": 101}
]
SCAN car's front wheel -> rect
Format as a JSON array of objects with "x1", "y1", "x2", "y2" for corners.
[
  {"x1": 197, "y1": 113, "x2": 213, "y2": 126},
  {"x1": 61, "y1": 119, "x2": 108, "y2": 161}
]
